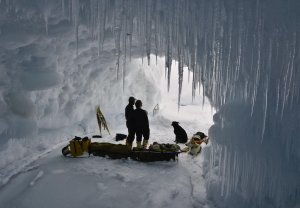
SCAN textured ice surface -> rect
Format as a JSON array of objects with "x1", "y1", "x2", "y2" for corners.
[{"x1": 0, "y1": 0, "x2": 299, "y2": 207}]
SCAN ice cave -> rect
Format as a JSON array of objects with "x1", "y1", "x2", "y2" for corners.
[{"x1": 0, "y1": 0, "x2": 299, "y2": 208}]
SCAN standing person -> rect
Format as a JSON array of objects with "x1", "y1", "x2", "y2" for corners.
[
  {"x1": 134, "y1": 100, "x2": 150, "y2": 149},
  {"x1": 171, "y1": 121, "x2": 188, "y2": 143},
  {"x1": 125, "y1": 96, "x2": 136, "y2": 148}
]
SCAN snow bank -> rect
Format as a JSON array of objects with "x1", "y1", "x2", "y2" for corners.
[{"x1": 1, "y1": 1, "x2": 300, "y2": 207}]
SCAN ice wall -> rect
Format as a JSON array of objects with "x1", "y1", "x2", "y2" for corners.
[{"x1": 0, "y1": 0, "x2": 300, "y2": 207}]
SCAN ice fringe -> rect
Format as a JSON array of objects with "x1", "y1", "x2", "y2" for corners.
[{"x1": 0, "y1": 0, "x2": 300, "y2": 207}]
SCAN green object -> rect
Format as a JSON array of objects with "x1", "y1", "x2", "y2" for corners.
[
  {"x1": 130, "y1": 150, "x2": 179, "y2": 162},
  {"x1": 148, "y1": 143, "x2": 181, "y2": 152},
  {"x1": 90, "y1": 142, "x2": 181, "y2": 162},
  {"x1": 63, "y1": 141, "x2": 181, "y2": 162},
  {"x1": 136, "y1": 141, "x2": 142, "y2": 149},
  {"x1": 90, "y1": 142, "x2": 131, "y2": 159},
  {"x1": 142, "y1": 140, "x2": 148, "y2": 148},
  {"x1": 130, "y1": 142, "x2": 181, "y2": 162}
]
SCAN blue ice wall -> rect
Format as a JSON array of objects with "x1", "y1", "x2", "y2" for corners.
[{"x1": 0, "y1": 0, "x2": 299, "y2": 207}]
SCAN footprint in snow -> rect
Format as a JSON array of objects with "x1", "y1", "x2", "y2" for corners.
[{"x1": 29, "y1": 170, "x2": 44, "y2": 186}]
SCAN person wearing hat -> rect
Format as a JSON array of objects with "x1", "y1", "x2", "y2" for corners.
[
  {"x1": 171, "y1": 121, "x2": 188, "y2": 143},
  {"x1": 125, "y1": 96, "x2": 136, "y2": 148},
  {"x1": 133, "y1": 100, "x2": 150, "y2": 149}
]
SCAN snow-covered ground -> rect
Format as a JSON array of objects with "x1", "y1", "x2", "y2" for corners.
[
  {"x1": 3, "y1": 1, "x2": 298, "y2": 207},
  {"x1": 0, "y1": 57, "x2": 215, "y2": 208}
]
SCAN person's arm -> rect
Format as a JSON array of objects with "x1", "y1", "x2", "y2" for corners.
[
  {"x1": 125, "y1": 106, "x2": 129, "y2": 120},
  {"x1": 145, "y1": 110, "x2": 149, "y2": 128}
]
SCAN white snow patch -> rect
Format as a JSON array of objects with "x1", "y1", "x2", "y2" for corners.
[{"x1": 51, "y1": 169, "x2": 65, "y2": 175}]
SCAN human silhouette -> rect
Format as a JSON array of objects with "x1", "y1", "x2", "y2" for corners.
[
  {"x1": 134, "y1": 100, "x2": 150, "y2": 149},
  {"x1": 125, "y1": 96, "x2": 136, "y2": 148}
]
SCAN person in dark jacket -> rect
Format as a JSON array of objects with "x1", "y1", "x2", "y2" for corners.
[
  {"x1": 134, "y1": 100, "x2": 150, "y2": 149},
  {"x1": 171, "y1": 121, "x2": 188, "y2": 143},
  {"x1": 125, "y1": 96, "x2": 136, "y2": 148}
]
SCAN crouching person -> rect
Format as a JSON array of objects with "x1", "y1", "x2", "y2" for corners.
[
  {"x1": 185, "y1": 132, "x2": 209, "y2": 156},
  {"x1": 134, "y1": 100, "x2": 150, "y2": 149}
]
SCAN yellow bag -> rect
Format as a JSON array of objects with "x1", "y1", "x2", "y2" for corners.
[
  {"x1": 62, "y1": 137, "x2": 91, "y2": 157},
  {"x1": 70, "y1": 139, "x2": 83, "y2": 157},
  {"x1": 81, "y1": 137, "x2": 91, "y2": 152}
]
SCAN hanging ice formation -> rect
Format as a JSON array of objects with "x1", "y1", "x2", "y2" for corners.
[{"x1": 1, "y1": 0, "x2": 300, "y2": 207}]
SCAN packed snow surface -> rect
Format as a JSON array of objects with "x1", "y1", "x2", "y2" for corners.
[
  {"x1": 0, "y1": 60, "x2": 214, "y2": 208},
  {"x1": 1, "y1": 1, "x2": 300, "y2": 207}
]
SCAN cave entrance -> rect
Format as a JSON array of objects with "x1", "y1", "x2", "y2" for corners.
[{"x1": 121, "y1": 55, "x2": 215, "y2": 142}]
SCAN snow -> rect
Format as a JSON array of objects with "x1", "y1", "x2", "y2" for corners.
[
  {"x1": 0, "y1": 147, "x2": 211, "y2": 208},
  {"x1": 1, "y1": 1, "x2": 300, "y2": 207},
  {"x1": 0, "y1": 57, "x2": 214, "y2": 208}
]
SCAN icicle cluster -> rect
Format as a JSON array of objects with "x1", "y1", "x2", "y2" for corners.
[{"x1": 1, "y1": 0, "x2": 299, "y2": 207}]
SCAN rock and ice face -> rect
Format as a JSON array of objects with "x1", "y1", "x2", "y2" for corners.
[{"x1": 0, "y1": 0, "x2": 299, "y2": 207}]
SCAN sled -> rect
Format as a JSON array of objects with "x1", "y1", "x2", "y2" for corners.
[
  {"x1": 130, "y1": 149, "x2": 180, "y2": 162},
  {"x1": 89, "y1": 142, "x2": 131, "y2": 159},
  {"x1": 62, "y1": 139, "x2": 181, "y2": 162},
  {"x1": 130, "y1": 143, "x2": 181, "y2": 162},
  {"x1": 89, "y1": 142, "x2": 180, "y2": 162}
]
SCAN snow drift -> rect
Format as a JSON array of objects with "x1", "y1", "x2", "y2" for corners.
[{"x1": 0, "y1": 0, "x2": 300, "y2": 207}]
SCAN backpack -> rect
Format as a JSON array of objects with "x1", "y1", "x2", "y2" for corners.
[
  {"x1": 62, "y1": 136, "x2": 91, "y2": 157},
  {"x1": 194, "y1": 132, "x2": 207, "y2": 139}
]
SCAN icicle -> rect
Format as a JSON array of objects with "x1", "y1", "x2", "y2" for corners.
[
  {"x1": 261, "y1": 79, "x2": 268, "y2": 143},
  {"x1": 122, "y1": 0, "x2": 127, "y2": 91},
  {"x1": 62, "y1": 0, "x2": 65, "y2": 17},
  {"x1": 71, "y1": 0, "x2": 80, "y2": 55},
  {"x1": 220, "y1": 146, "x2": 227, "y2": 197},
  {"x1": 127, "y1": 1, "x2": 133, "y2": 62},
  {"x1": 178, "y1": 48, "x2": 183, "y2": 111},
  {"x1": 113, "y1": 1, "x2": 123, "y2": 80},
  {"x1": 114, "y1": 25, "x2": 121, "y2": 80},
  {"x1": 165, "y1": 30, "x2": 172, "y2": 91},
  {"x1": 99, "y1": 0, "x2": 107, "y2": 54},
  {"x1": 154, "y1": 0, "x2": 159, "y2": 65},
  {"x1": 191, "y1": 37, "x2": 196, "y2": 101},
  {"x1": 44, "y1": 12, "x2": 48, "y2": 35},
  {"x1": 145, "y1": 0, "x2": 151, "y2": 66}
]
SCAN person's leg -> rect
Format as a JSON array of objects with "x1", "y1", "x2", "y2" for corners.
[
  {"x1": 136, "y1": 130, "x2": 142, "y2": 148},
  {"x1": 126, "y1": 126, "x2": 135, "y2": 148},
  {"x1": 142, "y1": 128, "x2": 150, "y2": 148}
]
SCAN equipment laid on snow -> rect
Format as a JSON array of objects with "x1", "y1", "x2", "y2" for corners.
[
  {"x1": 148, "y1": 142, "x2": 181, "y2": 152},
  {"x1": 96, "y1": 105, "x2": 110, "y2": 135},
  {"x1": 193, "y1": 132, "x2": 208, "y2": 140},
  {"x1": 90, "y1": 142, "x2": 131, "y2": 159},
  {"x1": 115, "y1": 133, "x2": 127, "y2": 141},
  {"x1": 130, "y1": 143, "x2": 181, "y2": 162},
  {"x1": 62, "y1": 136, "x2": 91, "y2": 157},
  {"x1": 62, "y1": 139, "x2": 181, "y2": 162},
  {"x1": 183, "y1": 132, "x2": 209, "y2": 156},
  {"x1": 92, "y1": 135, "x2": 102, "y2": 138},
  {"x1": 130, "y1": 150, "x2": 179, "y2": 162}
]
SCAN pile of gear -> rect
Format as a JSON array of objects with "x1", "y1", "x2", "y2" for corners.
[
  {"x1": 61, "y1": 101, "x2": 209, "y2": 162},
  {"x1": 62, "y1": 137, "x2": 181, "y2": 162},
  {"x1": 62, "y1": 131, "x2": 208, "y2": 162},
  {"x1": 181, "y1": 132, "x2": 209, "y2": 155}
]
